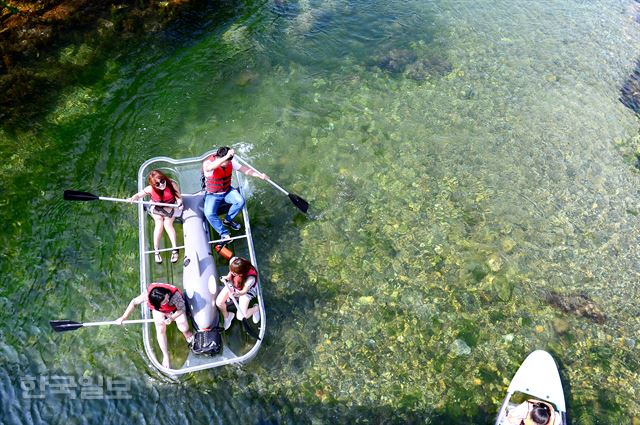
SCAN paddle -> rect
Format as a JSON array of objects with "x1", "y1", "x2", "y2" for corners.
[
  {"x1": 63, "y1": 190, "x2": 179, "y2": 208},
  {"x1": 221, "y1": 277, "x2": 261, "y2": 340},
  {"x1": 50, "y1": 318, "x2": 154, "y2": 333},
  {"x1": 235, "y1": 156, "x2": 309, "y2": 213}
]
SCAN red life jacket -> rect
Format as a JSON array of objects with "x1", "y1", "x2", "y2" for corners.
[
  {"x1": 150, "y1": 185, "x2": 176, "y2": 204},
  {"x1": 147, "y1": 283, "x2": 182, "y2": 314},
  {"x1": 204, "y1": 157, "x2": 233, "y2": 194},
  {"x1": 231, "y1": 265, "x2": 258, "y2": 290}
]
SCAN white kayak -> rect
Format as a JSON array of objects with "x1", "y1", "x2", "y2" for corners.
[
  {"x1": 495, "y1": 350, "x2": 567, "y2": 425},
  {"x1": 135, "y1": 150, "x2": 266, "y2": 375}
]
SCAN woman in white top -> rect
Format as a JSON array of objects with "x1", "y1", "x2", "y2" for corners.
[{"x1": 214, "y1": 257, "x2": 260, "y2": 330}]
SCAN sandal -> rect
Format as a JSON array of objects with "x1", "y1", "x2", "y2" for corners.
[
  {"x1": 154, "y1": 252, "x2": 162, "y2": 264},
  {"x1": 171, "y1": 249, "x2": 179, "y2": 263}
]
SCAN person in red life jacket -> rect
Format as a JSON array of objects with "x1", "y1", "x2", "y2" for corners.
[
  {"x1": 215, "y1": 256, "x2": 261, "y2": 330},
  {"x1": 202, "y1": 147, "x2": 267, "y2": 240},
  {"x1": 115, "y1": 283, "x2": 194, "y2": 369},
  {"x1": 128, "y1": 169, "x2": 183, "y2": 264}
]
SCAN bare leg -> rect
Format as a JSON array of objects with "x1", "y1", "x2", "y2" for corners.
[
  {"x1": 238, "y1": 295, "x2": 250, "y2": 319},
  {"x1": 239, "y1": 295, "x2": 258, "y2": 319},
  {"x1": 215, "y1": 286, "x2": 230, "y2": 319},
  {"x1": 152, "y1": 215, "x2": 164, "y2": 252},
  {"x1": 175, "y1": 314, "x2": 193, "y2": 342},
  {"x1": 163, "y1": 216, "x2": 178, "y2": 249},
  {"x1": 152, "y1": 310, "x2": 170, "y2": 368}
]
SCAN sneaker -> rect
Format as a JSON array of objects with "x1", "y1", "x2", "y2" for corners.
[
  {"x1": 223, "y1": 312, "x2": 235, "y2": 330},
  {"x1": 223, "y1": 219, "x2": 241, "y2": 231},
  {"x1": 220, "y1": 233, "x2": 231, "y2": 241},
  {"x1": 187, "y1": 335, "x2": 195, "y2": 349},
  {"x1": 154, "y1": 252, "x2": 162, "y2": 264},
  {"x1": 171, "y1": 249, "x2": 179, "y2": 263},
  {"x1": 252, "y1": 310, "x2": 260, "y2": 324}
]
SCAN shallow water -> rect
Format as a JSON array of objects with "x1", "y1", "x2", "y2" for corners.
[{"x1": 1, "y1": 0, "x2": 640, "y2": 423}]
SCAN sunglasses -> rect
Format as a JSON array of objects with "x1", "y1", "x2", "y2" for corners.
[{"x1": 154, "y1": 179, "x2": 166, "y2": 188}]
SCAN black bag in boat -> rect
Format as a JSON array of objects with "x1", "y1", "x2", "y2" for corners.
[{"x1": 190, "y1": 328, "x2": 222, "y2": 356}]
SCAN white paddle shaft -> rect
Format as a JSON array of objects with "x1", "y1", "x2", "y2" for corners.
[
  {"x1": 235, "y1": 156, "x2": 289, "y2": 196},
  {"x1": 82, "y1": 319, "x2": 155, "y2": 327},
  {"x1": 98, "y1": 196, "x2": 179, "y2": 208}
]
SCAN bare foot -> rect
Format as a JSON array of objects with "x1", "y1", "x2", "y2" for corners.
[{"x1": 162, "y1": 356, "x2": 170, "y2": 369}]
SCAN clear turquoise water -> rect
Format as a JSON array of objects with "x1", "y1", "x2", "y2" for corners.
[{"x1": 1, "y1": 0, "x2": 640, "y2": 423}]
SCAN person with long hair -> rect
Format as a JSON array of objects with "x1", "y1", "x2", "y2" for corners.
[
  {"x1": 115, "y1": 283, "x2": 193, "y2": 369},
  {"x1": 129, "y1": 169, "x2": 183, "y2": 264},
  {"x1": 506, "y1": 399, "x2": 555, "y2": 425},
  {"x1": 214, "y1": 256, "x2": 261, "y2": 330}
]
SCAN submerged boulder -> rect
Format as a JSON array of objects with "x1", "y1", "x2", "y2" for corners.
[
  {"x1": 376, "y1": 48, "x2": 452, "y2": 81},
  {"x1": 449, "y1": 338, "x2": 472, "y2": 356},
  {"x1": 405, "y1": 57, "x2": 453, "y2": 81},
  {"x1": 377, "y1": 49, "x2": 417, "y2": 74}
]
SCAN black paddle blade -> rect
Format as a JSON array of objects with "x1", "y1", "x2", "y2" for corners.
[
  {"x1": 288, "y1": 193, "x2": 309, "y2": 213},
  {"x1": 241, "y1": 319, "x2": 261, "y2": 340},
  {"x1": 63, "y1": 190, "x2": 99, "y2": 201},
  {"x1": 49, "y1": 320, "x2": 84, "y2": 332}
]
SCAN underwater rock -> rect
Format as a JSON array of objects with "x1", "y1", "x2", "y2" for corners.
[
  {"x1": 235, "y1": 69, "x2": 259, "y2": 86},
  {"x1": 546, "y1": 291, "x2": 606, "y2": 324},
  {"x1": 486, "y1": 254, "x2": 502, "y2": 272},
  {"x1": 405, "y1": 57, "x2": 453, "y2": 81},
  {"x1": 377, "y1": 49, "x2": 417, "y2": 74},
  {"x1": 501, "y1": 238, "x2": 516, "y2": 253},
  {"x1": 449, "y1": 338, "x2": 471, "y2": 356},
  {"x1": 375, "y1": 49, "x2": 452, "y2": 81},
  {"x1": 552, "y1": 318, "x2": 570, "y2": 334},
  {"x1": 620, "y1": 61, "x2": 640, "y2": 114}
]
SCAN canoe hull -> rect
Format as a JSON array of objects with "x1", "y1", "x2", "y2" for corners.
[
  {"x1": 495, "y1": 350, "x2": 566, "y2": 425},
  {"x1": 136, "y1": 151, "x2": 266, "y2": 375}
]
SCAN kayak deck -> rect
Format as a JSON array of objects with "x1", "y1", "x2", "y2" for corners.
[{"x1": 136, "y1": 151, "x2": 265, "y2": 375}]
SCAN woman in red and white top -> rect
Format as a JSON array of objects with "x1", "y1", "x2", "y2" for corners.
[{"x1": 129, "y1": 169, "x2": 183, "y2": 264}]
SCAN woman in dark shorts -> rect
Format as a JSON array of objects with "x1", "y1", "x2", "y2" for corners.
[{"x1": 129, "y1": 169, "x2": 183, "y2": 264}]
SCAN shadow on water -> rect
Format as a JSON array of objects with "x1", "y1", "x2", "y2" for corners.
[{"x1": 0, "y1": 0, "x2": 265, "y2": 132}]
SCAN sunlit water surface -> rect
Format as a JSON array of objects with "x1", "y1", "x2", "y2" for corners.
[{"x1": 1, "y1": 0, "x2": 640, "y2": 423}]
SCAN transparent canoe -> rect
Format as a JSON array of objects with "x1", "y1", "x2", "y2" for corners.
[{"x1": 136, "y1": 151, "x2": 265, "y2": 375}]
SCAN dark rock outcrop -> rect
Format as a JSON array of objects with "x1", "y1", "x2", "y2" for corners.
[
  {"x1": 376, "y1": 48, "x2": 452, "y2": 81},
  {"x1": 546, "y1": 291, "x2": 606, "y2": 324},
  {"x1": 620, "y1": 61, "x2": 640, "y2": 114}
]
